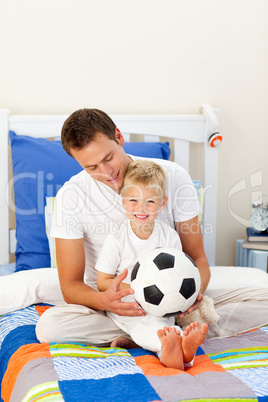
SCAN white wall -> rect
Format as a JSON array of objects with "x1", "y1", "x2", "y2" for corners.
[{"x1": 1, "y1": 0, "x2": 268, "y2": 265}]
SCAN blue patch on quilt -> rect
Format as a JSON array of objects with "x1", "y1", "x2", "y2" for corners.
[
  {"x1": 257, "y1": 397, "x2": 268, "y2": 402},
  {"x1": 0, "y1": 325, "x2": 38, "y2": 400},
  {"x1": 127, "y1": 348, "x2": 156, "y2": 357},
  {"x1": 53, "y1": 355, "x2": 143, "y2": 381},
  {"x1": 196, "y1": 346, "x2": 205, "y2": 355},
  {"x1": 59, "y1": 374, "x2": 161, "y2": 402},
  {"x1": 0, "y1": 306, "x2": 39, "y2": 346},
  {"x1": 230, "y1": 367, "x2": 268, "y2": 398},
  {"x1": 128, "y1": 344, "x2": 205, "y2": 357}
]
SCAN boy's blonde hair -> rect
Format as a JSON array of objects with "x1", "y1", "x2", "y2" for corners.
[{"x1": 121, "y1": 160, "x2": 166, "y2": 199}]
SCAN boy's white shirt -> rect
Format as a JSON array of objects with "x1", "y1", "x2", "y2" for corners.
[{"x1": 95, "y1": 219, "x2": 182, "y2": 284}]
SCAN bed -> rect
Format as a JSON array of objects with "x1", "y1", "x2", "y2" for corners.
[{"x1": 1, "y1": 106, "x2": 268, "y2": 402}]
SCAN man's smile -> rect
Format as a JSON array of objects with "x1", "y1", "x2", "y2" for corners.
[{"x1": 107, "y1": 172, "x2": 119, "y2": 182}]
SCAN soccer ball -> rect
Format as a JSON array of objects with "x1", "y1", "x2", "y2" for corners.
[{"x1": 130, "y1": 247, "x2": 201, "y2": 317}]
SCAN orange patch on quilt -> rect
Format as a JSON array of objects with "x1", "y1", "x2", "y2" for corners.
[
  {"x1": 186, "y1": 354, "x2": 226, "y2": 375},
  {"x1": 135, "y1": 354, "x2": 225, "y2": 377},
  {"x1": 2, "y1": 343, "x2": 50, "y2": 402},
  {"x1": 35, "y1": 305, "x2": 52, "y2": 317},
  {"x1": 135, "y1": 355, "x2": 184, "y2": 376}
]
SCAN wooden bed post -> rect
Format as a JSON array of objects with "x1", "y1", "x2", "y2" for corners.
[{"x1": 0, "y1": 109, "x2": 10, "y2": 265}]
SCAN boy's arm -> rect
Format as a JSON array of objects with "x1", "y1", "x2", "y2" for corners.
[
  {"x1": 97, "y1": 272, "x2": 116, "y2": 291},
  {"x1": 97, "y1": 271, "x2": 130, "y2": 291},
  {"x1": 56, "y1": 238, "x2": 143, "y2": 316}
]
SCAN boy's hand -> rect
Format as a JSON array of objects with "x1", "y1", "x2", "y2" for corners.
[
  {"x1": 177, "y1": 292, "x2": 203, "y2": 318},
  {"x1": 102, "y1": 269, "x2": 145, "y2": 316}
]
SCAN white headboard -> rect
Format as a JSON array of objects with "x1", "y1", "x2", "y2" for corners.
[{"x1": 0, "y1": 106, "x2": 220, "y2": 266}]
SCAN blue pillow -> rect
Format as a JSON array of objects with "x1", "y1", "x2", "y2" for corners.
[
  {"x1": 123, "y1": 141, "x2": 170, "y2": 160},
  {"x1": 9, "y1": 131, "x2": 83, "y2": 272},
  {"x1": 9, "y1": 131, "x2": 171, "y2": 271}
]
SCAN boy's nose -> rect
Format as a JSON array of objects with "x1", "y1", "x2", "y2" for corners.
[{"x1": 138, "y1": 201, "x2": 147, "y2": 212}]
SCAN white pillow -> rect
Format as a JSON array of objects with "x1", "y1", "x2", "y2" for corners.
[{"x1": 0, "y1": 268, "x2": 64, "y2": 315}]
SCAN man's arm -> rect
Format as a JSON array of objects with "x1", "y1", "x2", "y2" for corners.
[
  {"x1": 56, "y1": 238, "x2": 144, "y2": 316},
  {"x1": 175, "y1": 216, "x2": 211, "y2": 312}
]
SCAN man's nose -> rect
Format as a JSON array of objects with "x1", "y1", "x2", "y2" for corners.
[{"x1": 100, "y1": 162, "x2": 113, "y2": 176}]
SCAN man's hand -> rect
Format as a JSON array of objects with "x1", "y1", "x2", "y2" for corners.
[
  {"x1": 100, "y1": 269, "x2": 145, "y2": 317},
  {"x1": 177, "y1": 292, "x2": 203, "y2": 319}
]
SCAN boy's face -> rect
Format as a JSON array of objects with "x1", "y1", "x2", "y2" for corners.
[
  {"x1": 70, "y1": 129, "x2": 131, "y2": 193},
  {"x1": 121, "y1": 184, "x2": 167, "y2": 228}
]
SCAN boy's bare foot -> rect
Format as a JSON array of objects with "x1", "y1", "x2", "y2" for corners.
[
  {"x1": 182, "y1": 321, "x2": 208, "y2": 364},
  {"x1": 157, "y1": 327, "x2": 184, "y2": 370},
  {"x1": 110, "y1": 336, "x2": 141, "y2": 349}
]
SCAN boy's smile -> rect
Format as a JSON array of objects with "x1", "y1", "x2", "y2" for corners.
[{"x1": 121, "y1": 184, "x2": 168, "y2": 238}]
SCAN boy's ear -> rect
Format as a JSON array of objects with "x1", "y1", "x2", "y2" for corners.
[
  {"x1": 121, "y1": 194, "x2": 126, "y2": 206},
  {"x1": 159, "y1": 196, "x2": 168, "y2": 211}
]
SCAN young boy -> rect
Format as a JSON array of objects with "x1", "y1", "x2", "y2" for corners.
[{"x1": 96, "y1": 160, "x2": 208, "y2": 370}]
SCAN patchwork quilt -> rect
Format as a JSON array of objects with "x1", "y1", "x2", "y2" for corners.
[{"x1": 1, "y1": 305, "x2": 268, "y2": 402}]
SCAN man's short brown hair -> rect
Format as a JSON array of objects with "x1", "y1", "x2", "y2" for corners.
[{"x1": 61, "y1": 108, "x2": 117, "y2": 156}]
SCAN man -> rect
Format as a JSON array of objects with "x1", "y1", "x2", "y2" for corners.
[{"x1": 36, "y1": 108, "x2": 268, "y2": 344}]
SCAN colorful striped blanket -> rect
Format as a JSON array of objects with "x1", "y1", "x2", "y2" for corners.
[{"x1": 1, "y1": 305, "x2": 268, "y2": 402}]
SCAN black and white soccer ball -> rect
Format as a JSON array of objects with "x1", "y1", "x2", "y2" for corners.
[{"x1": 130, "y1": 247, "x2": 201, "y2": 317}]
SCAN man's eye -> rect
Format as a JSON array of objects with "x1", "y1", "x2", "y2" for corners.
[
  {"x1": 105, "y1": 155, "x2": 113, "y2": 162},
  {"x1": 130, "y1": 199, "x2": 137, "y2": 203},
  {"x1": 147, "y1": 200, "x2": 155, "y2": 204}
]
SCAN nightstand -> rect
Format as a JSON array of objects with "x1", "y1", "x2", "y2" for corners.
[{"x1": 236, "y1": 240, "x2": 268, "y2": 272}]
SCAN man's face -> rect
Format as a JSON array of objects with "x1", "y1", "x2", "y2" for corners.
[{"x1": 70, "y1": 129, "x2": 131, "y2": 193}]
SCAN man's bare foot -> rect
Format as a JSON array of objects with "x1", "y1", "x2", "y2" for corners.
[
  {"x1": 110, "y1": 336, "x2": 141, "y2": 349},
  {"x1": 182, "y1": 322, "x2": 208, "y2": 364},
  {"x1": 157, "y1": 327, "x2": 184, "y2": 370}
]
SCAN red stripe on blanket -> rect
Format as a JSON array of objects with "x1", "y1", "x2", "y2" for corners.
[{"x1": 2, "y1": 343, "x2": 51, "y2": 401}]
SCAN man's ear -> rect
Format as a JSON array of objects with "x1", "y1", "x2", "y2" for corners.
[
  {"x1": 159, "y1": 196, "x2": 168, "y2": 211},
  {"x1": 115, "y1": 128, "x2": 125, "y2": 146}
]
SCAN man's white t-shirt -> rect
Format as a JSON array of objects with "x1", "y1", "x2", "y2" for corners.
[
  {"x1": 95, "y1": 219, "x2": 182, "y2": 284},
  {"x1": 50, "y1": 155, "x2": 200, "y2": 287}
]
